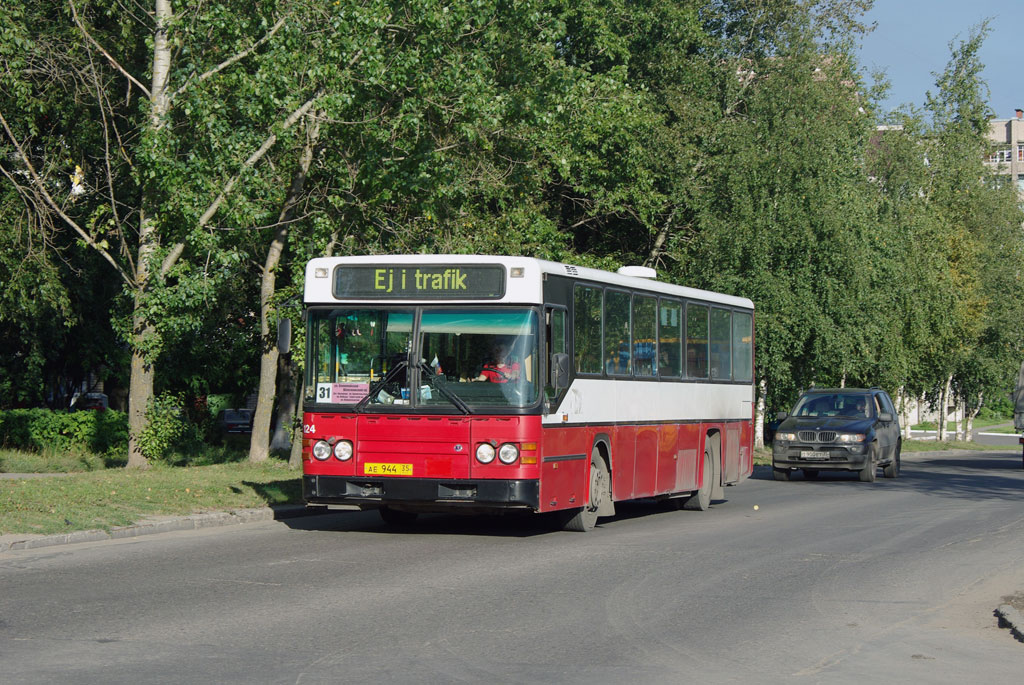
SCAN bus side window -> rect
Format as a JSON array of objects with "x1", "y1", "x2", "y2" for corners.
[
  {"x1": 604, "y1": 290, "x2": 631, "y2": 376},
  {"x1": 574, "y1": 286, "x2": 603, "y2": 374},
  {"x1": 686, "y1": 303, "x2": 708, "y2": 379},
  {"x1": 732, "y1": 311, "x2": 753, "y2": 383},
  {"x1": 659, "y1": 299, "x2": 682, "y2": 378},
  {"x1": 633, "y1": 295, "x2": 656, "y2": 377},
  {"x1": 710, "y1": 308, "x2": 732, "y2": 380}
]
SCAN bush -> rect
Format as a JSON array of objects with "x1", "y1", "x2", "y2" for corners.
[
  {"x1": 0, "y1": 408, "x2": 128, "y2": 454},
  {"x1": 137, "y1": 392, "x2": 205, "y2": 463},
  {"x1": 978, "y1": 397, "x2": 1013, "y2": 421}
]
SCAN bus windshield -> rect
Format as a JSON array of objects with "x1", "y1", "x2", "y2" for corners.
[{"x1": 305, "y1": 307, "x2": 539, "y2": 411}]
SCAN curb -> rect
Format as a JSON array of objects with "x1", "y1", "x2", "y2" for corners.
[
  {"x1": 996, "y1": 604, "x2": 1024, "y2": 643},
  {"x1": 0, "y1": 505, "x2": 321, "y2": 553}
]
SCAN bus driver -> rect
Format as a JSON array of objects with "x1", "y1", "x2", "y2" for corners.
[{"x1": 474, "y1": 340, "x2": 520, "y2": 383}]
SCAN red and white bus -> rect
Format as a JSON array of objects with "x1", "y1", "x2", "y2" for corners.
[{"x1": 301, "y1": 255, "x2": 754, "y2": 530}]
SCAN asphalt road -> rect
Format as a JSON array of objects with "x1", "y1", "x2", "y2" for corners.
[{"x1": 2, "y1": 450, "x2": 1023, "y2": 684}]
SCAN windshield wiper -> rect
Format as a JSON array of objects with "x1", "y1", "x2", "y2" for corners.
[
  {"x1": 419, "y1": 362, "x2": 471, "y2": 414},
  {"x1": 355, "y1": 359, "x2": 408, "y2": 413}
]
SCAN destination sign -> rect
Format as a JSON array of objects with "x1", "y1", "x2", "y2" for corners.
[{"x1": 333, "y1": 264, "x2": 506, "y2": 299}]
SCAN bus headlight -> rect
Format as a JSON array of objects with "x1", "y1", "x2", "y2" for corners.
[
  {"x1": 498, "y1": 443, "x2": 519, "y2": 465},
  {"x1": 334, "y1": 440, "x2": 353, "y2": 461},
  {"x1": 476, "y1": 443, "x2": 496, "y2": 464},
  {"x1": 312, "y1": 440, "x2": 331, "y2": 461}
]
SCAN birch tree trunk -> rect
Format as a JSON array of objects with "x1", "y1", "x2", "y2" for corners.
[
  {"x1": 249, "y1": 115, "x2": 320, "y2": 461},
  {"x1": 936, "y1": 374, "x2": 952, "y2": 442},
  {"x1": 955, "y1": 398, "x2": 964, "y2": 441},
  {"x1": 897, "y1": 387, "x2": 912, "y2": 440},
  {"x1": 964, "y1": 391, "x2": 982, "y2": 443},
  {"x1": 126, "y1": 0, "x2": 173, "y2": 467},
  {"x1": 754, "y1": 378, "x2": 766, "y2": 448}
]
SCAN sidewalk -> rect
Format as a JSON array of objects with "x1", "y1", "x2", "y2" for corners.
[
  {"x1": 997, "y1": 594, "x2": 1024, "y2": 644},
  {"x1": 0, "y1": 503, "x2": 319, "y2": 553}
]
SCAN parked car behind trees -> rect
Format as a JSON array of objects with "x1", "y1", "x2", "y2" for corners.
[{"x1": 216, "y1": 409, "x2": 253, "y2": 443}]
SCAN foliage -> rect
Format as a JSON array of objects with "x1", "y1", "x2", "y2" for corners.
[
  {"x1": 977, "y1": 397, "x2": 1013, "y2": 421},
  {"x1": 1, "y1": 0, "x2": 1022, "y2": 458},
  {"x1": 675, "y1": 21, "x2": 883, "y2": 409},
  {"x1": 0, "y1": 409, "x2": 128, "y2": 454},
  {"x1": 136, "y1": 393, "x2": 206, "y2": 463}
]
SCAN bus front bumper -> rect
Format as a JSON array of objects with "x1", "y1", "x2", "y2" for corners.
[{"x1": 303, "y1": 475, "x2": 540, "y2": 512}]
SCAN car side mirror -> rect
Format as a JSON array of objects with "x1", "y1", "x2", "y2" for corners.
[
  {"x1": 551, "y1": 353, "x2": 570, "y2": 391},
  {"x1": 775, "y1": 411, "x2": 788, "y2": 421},
  {"x1": 878, "y1": 412, "x2": 893, "y2": 422}
]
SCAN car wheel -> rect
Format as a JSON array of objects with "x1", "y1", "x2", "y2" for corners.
[
  {"x1": 803, "y1": 469, "x2": 819, "y2": 480},
  {"x1": 883, "y1": 443, "x2": 901, "y2": 479},
  {"x1": 773, "y1": 467, "x2": 791, "y2": 482},
  {"x1": 858, "y1": 445, "x2": 878, "y2": 483}
]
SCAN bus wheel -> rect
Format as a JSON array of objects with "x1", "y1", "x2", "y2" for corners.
[
  {"x1": 562, "y1": 453, "x2": 610, "y2": 532},
  {"x1": 683, "y1": 447, "x2": 714, "y2": 511},
  {"x1": 379, "y1": 506, "x2": 418, "y2": 526}
]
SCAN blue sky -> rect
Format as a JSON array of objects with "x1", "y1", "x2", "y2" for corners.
[{"x1": 856, "y1": 1, "x2": 1020, "y2": 119}]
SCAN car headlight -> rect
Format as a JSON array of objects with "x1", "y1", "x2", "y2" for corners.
[
  {"x1": 498, "y1": 443, "x2": 519, "y2": 465},
  {"x1": 776, "y1": 432, "x2": 797, "y2": 442},
  {"x1": 836, "y1": 433, "x2": 866, "y2": 443},
  {"x1": 334, "y1": 440, "x2": 353, "y2": 461},
  {"x1": 476, "y1": 443, "x2": 496, "y2": 464},
  {"x1": 312, "y1": 440, "x2": 331, "y2": 461}
]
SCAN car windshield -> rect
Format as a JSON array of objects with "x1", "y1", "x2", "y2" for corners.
[
  {"x1": 791, "y1": 393, "x2": 872, "y2": 419},
  {"x1": 305, "y1": 307, "x2": 539, "y2": 411}
]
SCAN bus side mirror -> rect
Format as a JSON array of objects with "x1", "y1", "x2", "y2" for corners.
[
  {"x1": 551, "y1": 353, "x2": 570, "y2": 391},
  {"x1": 277, "y1": 318, "x2": 292, "y2": 355}
]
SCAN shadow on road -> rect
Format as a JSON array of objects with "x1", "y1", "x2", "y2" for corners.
[
  {"x1": 278, "y1": 496, "x2": 724, "y2": 537},
  {"x1": 280, "y1": 506, "x2": 563, "y2": 538},
  {"x1": 893, "y1": 451, "x2": 1024, "y2": 501},
  {"x1": 278, "y1": 450, "x2": 1024, "y2": 536},
  {"x1": 752, "y1": 450, "x2": 1024, "y2": 502}
]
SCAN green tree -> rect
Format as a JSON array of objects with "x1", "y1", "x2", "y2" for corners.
[
  {"x1": 919, "y1": 25, "x2": 994, "y2": 440},
  {"x1": 0, "y1": 1, "x2": 321, "y2": 465},
  {"x1": 678, "y1": 16, "x2": 882, "y2": 423}
]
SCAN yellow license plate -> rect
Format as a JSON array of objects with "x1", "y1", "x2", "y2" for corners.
[{"x1": 364, "y1": 463, "x2": 413, "y2": 476}]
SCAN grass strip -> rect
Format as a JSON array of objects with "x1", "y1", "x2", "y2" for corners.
[
  {"x1": 900, "y1": 439, "x2": 1009, "y2": 452},
  {"x1": 0, "y1": 461, "x2": 301, "y2": 536}
]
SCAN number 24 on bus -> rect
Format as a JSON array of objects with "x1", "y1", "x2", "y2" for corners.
[{"x1": 298, "y1": 255, "x2": 755, "y2": 531}]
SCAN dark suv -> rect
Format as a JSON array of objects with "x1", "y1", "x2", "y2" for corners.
[{"x1": 771, "y1": 388, "x2": 901, "y2": 482}]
